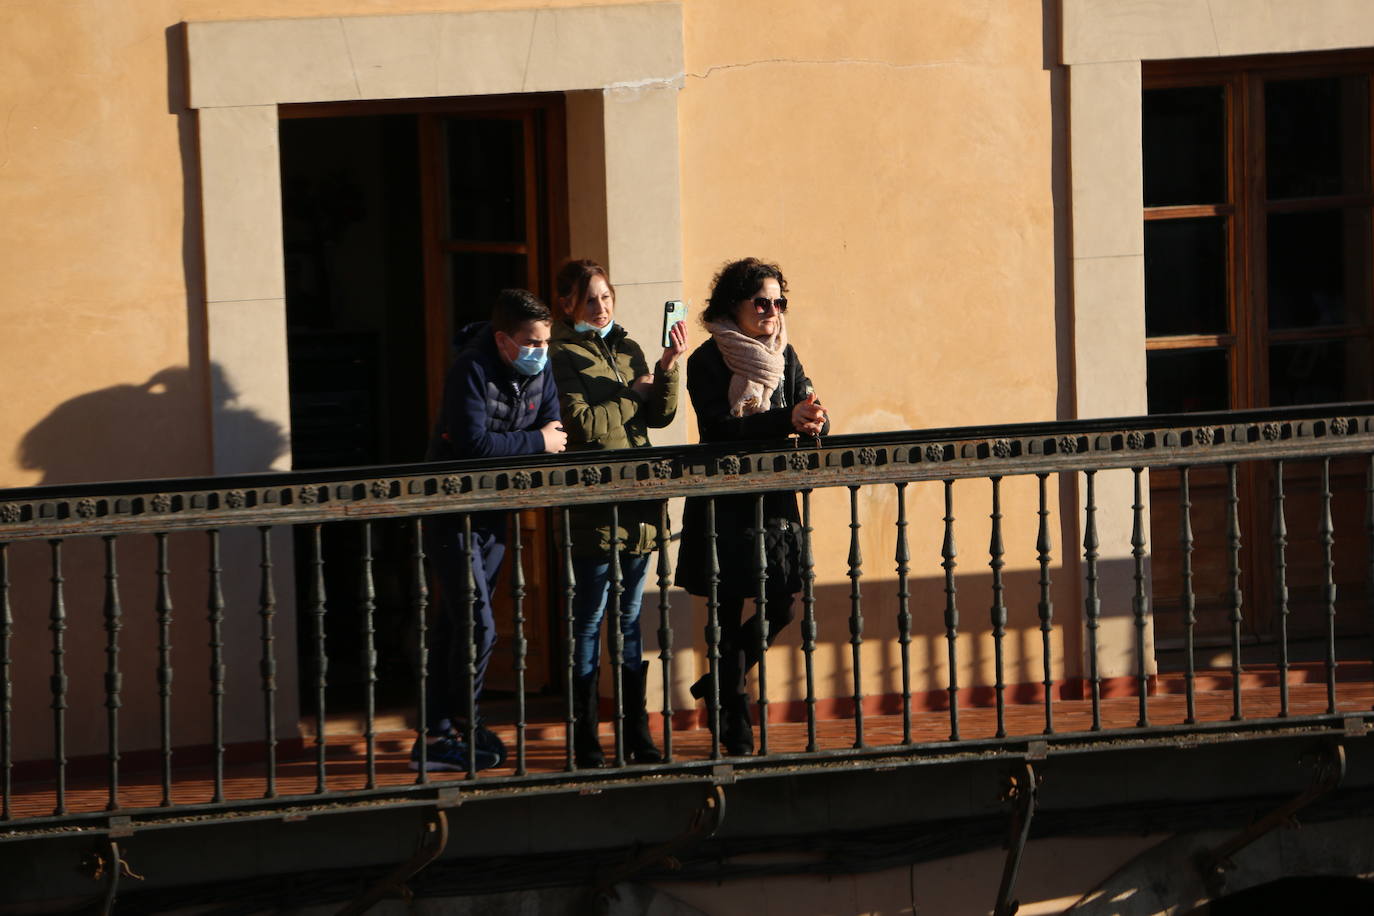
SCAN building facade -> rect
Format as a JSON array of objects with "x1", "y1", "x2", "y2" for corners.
[{"x1": 4, "y1": 1, "x2": 1374, "y2": 913}]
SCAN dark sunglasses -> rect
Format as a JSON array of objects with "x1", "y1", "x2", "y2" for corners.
[{"x1": 751, "y1": 296, "x2": 788, "y2": 314}]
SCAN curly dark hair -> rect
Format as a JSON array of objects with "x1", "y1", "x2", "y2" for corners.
[
  {"x1": 554, "y1": 258, "x2": 614, "y2": 321},
  {"x1": 701, "y1": 257, "x2": 788, "y2": 326},
  {"x1": 491, "y1": 288, "x2": 551, "y2": 334}
]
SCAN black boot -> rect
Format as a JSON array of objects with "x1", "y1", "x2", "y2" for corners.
[
  {"x1": 694, "y1": 674, "x2": 753, "y2": 755},
  {"x1": 688, "y1": 672, "x2": 708, "y2": 701},
  {"x1": 572, "y1": 672, "x2": 605, "y2": 769},
  {"x1": 701, "y1": 650, "x2": 753, "y2": 756},
  {"x1": 622, "y1": 662, "x2": 663, "y2": 764},
  {"x1": 721, "y1": 692, "x2": 754, "y2": 756}
]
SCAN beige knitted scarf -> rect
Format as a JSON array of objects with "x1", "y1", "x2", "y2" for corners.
[{"x1": 705, "y1": 317, "x2": 788, "y2": 417}]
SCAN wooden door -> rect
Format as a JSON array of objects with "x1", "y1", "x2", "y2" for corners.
[
  {"x1": 1144, "y1": 56, "x2": 1374, "y2": 655},
  {"x1": 418, "y1": 98, "x2": 568, "y2": 693}
]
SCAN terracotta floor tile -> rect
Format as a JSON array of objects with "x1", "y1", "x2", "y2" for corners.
[{"x1": 5, "y1": 672, "x2": 1370, "y2": 826}]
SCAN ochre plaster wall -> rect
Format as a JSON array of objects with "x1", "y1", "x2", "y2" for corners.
[
  {"x1": 676, "y1": 0, "x2": 1070, "y2": 706},
  {"x1": 0, "y1": 0, "x2": 1068, "y2": 759},
  {"x1": 0, "y1": 0, "x2": 644, "y2": 492},
  {"x1": 2, "y1": 0, "x2": 1059, "y2": 475},
  {"x1": 0, "y1": 0, "x2": 678, "y2": 762}
]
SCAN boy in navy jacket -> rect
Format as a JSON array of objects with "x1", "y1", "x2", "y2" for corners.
[{"x1": 417, "y1": 289, "x2": 565, "y2": 772}]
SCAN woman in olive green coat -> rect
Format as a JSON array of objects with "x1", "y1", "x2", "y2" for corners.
[{"x1": 549, "y1": 259, "x2": 686, "y2": 767}]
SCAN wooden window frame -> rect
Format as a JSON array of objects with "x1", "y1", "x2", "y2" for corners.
[
  {"x1": 1146, "y1": 51, "x2": 1374, "y2": 647},
  {"x1": 1144, "y1": 49, "x2": 1374, "y2": 413}
]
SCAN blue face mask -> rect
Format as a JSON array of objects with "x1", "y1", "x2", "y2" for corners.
[
  {"x1": 574, "y1": 319, "x2": 615, "y2": 338},
  {"x1": 511, "y1": 344, "x2": 547, "y2": 377}
]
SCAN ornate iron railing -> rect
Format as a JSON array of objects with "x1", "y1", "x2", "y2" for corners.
[{"x1": 2, "y1": 403, "x2": 1374, "y2": 838}]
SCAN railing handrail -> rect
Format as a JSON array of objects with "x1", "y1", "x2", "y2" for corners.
[{"x1": 2, "y1": 404, "x2": 1372, "y2": 539}]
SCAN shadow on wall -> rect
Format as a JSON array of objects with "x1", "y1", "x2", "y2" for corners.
[
  {"x1": 670, "y1": 561, "x2": 1142, "y2": 715},
  {"x1": 6, "y1": 365, "x2": 292, "y2": 762},
  {"x1": 1041, "y1": 0, "x2": 1075, "y2": 423},
  {"x1": 16, "y1": 364, "x2": 286, "y2": 486}
]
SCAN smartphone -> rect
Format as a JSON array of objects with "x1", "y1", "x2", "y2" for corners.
[{"x1": 661, "y1": 300, "x2": 688, "y2": 348}]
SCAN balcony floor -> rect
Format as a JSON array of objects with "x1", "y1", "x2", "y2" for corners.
[{"x1": 6, "y1": 669, "x2": 1373, "y2": 825}]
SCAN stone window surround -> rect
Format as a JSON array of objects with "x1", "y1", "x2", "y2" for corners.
[
  {"x1": 185, "y1": 2, "x2": 685, "y2": 474},
  {"x1": 1061, "y1": 0, "x2": 1374, "y2": 422},
  {"x1": 1058, "y1": 1, "x2": 1374, "y2": 679}
]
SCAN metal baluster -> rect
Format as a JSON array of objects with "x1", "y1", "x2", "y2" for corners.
[
  {"x1": 1320, "y1": 457, "x2": 1338, "y2": 714},
  {"x1": 0, "y1": 541, "x2": 9, "y2": 818},
  {"x1": 510, "y1": 514, "x2": 528, "y2": 776},
  {"x1": 103, "y1": 536, "x2": 122, "y2": 811},
  {"x1": 360, "y1": 521, "x2": 377, "y2": 788},
  {"x1": 411, "y1": 519, "x2": 428, "y2": 783},
  {"x1": 206, "y1": 529, "x2": 224, "y2": 803},
  {"x1": 988, "y1": 477, "x2": 1007, "y2": 739},
  {"x1": 0, "y1": 543, "x2": 10, "y2": 821},
  {"x1": 801, "y1": 489, "x2": 818, "y2": 752},
  {"x1": 460, "y1": 515, "x2": 477, "y2": 780},
  {"x1": 895, "y1": 482, "x2": 912, "y2": 744},
  {"x1": 706, "y1": 498, "x2": 722, "y2": 760},
  {"x1": 1131, "y1": 468, "x2": 1150, "y2": 728},
  {"x1": 753, "y1": 495, "x2": 770, "y2": 756},
  {"x1": 656, "y1": 501, "x2": 675, "y2": 763},
  {"x1": 1036, "y1": 474, "x2": 1055, "y2": 735},
  {"x1": 258, "y1": 527, "x2": 277, "y2": 798},
  {"x1": 942, "y1": 479, "x2": 960, "y2": 741},
  {"x1": 1226, "y1": 462, "x2": 1244, "y2": 722},
  {"x1": 1179, "y1": 468, "x2": 1197, "y2": 725},
  {"x1": 1367, "y1": 454, "x2": 1374, "y2": 713},
  {"x1": 1083, "y1": 471, "x2": 1102, "y2": 731},
  {"x1": 308, "y1": 525, "x2": 329, "y2": 792},
  {"x1": 1273, "y1": 462, "x2": 1291, "y2": 718},
  {"x1": 49, "y1": 539, "x2": 67, "y2": 815},
  {"x1": 561, "y1": 509, "x2": 577, "y2": 771},
  {"x1": 153, "y1": 532, "x2": 174, "y2": 807},
  {"x1": 848, "y1": 486, "x2": 865, "y2": 749},
  {"x1": 609, "y1": 504, "x2": 625, "y2": 767}
]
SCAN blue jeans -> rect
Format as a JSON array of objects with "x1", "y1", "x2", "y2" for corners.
[{"x1": 571, "y1": 553, "x2": 652, "y2": 680}]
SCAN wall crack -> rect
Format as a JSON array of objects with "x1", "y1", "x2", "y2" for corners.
[{"x1": 688, "y1": 56, "x2": 975, "y2": 81}]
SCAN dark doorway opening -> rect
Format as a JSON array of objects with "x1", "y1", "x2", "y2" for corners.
[
  {"x1": 282, "y1": 113, "x2": 428, "y2": 469},
  {"x1": 281, "y1": 112, "x2": 429, "y2": 718}
]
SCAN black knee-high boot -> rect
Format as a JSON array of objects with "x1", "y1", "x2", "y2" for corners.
[
  {"x1": 722, "y1": 690, "x2": 754, "y2": 756},
  {"x1": 702, "y1": 648, "x2": 753, "y2": 756},
  {"x1": 573, "y1": 671, "x2": 605, "y2": 768},
  {"x1": 622, "y1": 662, "x2": 663, "y2": 764}
]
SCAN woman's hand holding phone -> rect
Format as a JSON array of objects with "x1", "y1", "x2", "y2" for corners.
[{"x1": 659, "y1": 319, "x2": 687, "y2": 373}]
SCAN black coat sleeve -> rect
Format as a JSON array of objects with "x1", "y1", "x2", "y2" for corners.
[
  {"x1": 786, "y1": 347, "x2": 830, "y2": 437},
  {"x1": 688, "y1": 343, "x2": 796, "y2": 442}
]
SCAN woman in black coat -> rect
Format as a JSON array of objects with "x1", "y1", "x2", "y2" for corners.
[{"x1": 676, "y1": 257, "x2": 830, "y2": 755}]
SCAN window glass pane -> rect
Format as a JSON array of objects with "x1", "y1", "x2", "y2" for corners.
[
  {"x1": 1266, "y1": 76, "x2": 1369, "y2": 200},
  {"x1": 1267, "y1": 208, "x2": 1371, "y2": 329},
  {"x1": 1147, "y1": 348, "x2": 1230, "y2": 414},
  {"x1": 448, "y1": 252, "x2": 527, "y2": 331},
  {"x1": 1145, "y1": 217, "x2": 1229, "y2": 336},
  {"x1": 445, "y1": 118, "x2": 526, "y2": 242},
  {"x1": 1143, "y1": 86, "x2": 1227, "y2": 207},
  {"x1": 1269, "y1": 338, "x2": 1372, "y2": 406}
]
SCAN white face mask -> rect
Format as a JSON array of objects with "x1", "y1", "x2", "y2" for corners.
[
  {"x1": 511, "y1": 344, "x2": 547, "y2": 376},
  {"x1": 574, "y1": 319, "x2": 615, "y2": 338}
]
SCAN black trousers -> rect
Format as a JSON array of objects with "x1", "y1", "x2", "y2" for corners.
[{"x1": 711, "y1": 584, "x2": 796, "y2": 697}]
